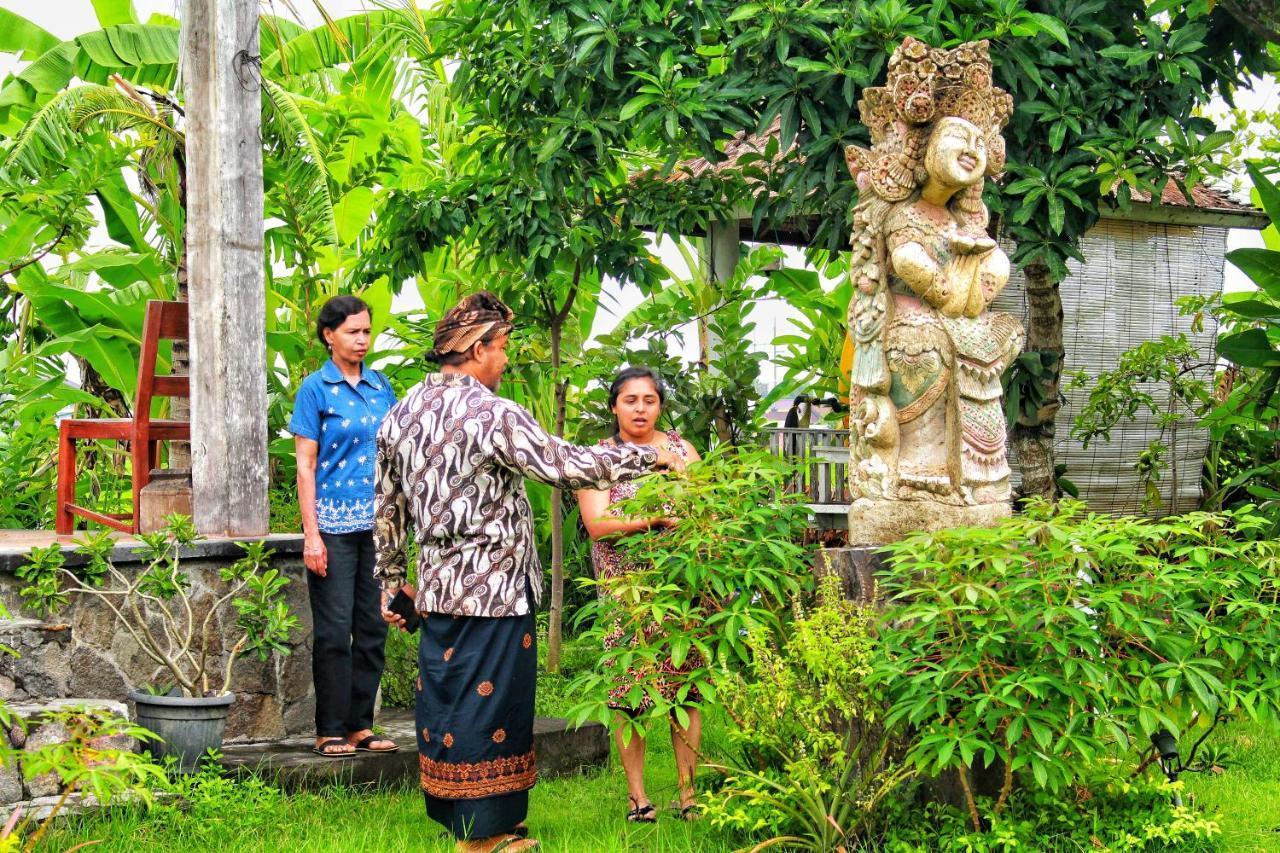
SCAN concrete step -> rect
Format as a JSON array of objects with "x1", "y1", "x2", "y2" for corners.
[{"x1": 217, "y1": 708, "x2": 609, "y2": 791}]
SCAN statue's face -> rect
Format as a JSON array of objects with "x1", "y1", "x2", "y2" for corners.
[{"x1": 924, "y1": 117, "x2": 987, "y2": 189}]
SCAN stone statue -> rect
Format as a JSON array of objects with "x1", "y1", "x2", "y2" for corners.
[{"x1": 844, "y1": 37, "x2": 1024, "y2": 543}]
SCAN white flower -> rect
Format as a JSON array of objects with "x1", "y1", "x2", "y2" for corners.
[
  {"x1": 342, "y1": 419, "x2": 351, "y2": 428},
  {"x1": 321, "y1": 461, "x2": 330, "y2": 469},
  {"x1": 338, "y1": 460, "x2": 347, "y2": 469},
  {"x1": 331, "y1": 386, "x2": 340, "y2": 395}
]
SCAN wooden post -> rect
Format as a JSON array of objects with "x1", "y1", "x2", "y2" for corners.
[{"x1": 181, "y1": 0, "x2": 269, "y2": 536}]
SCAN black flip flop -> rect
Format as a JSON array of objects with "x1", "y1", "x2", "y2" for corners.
[
  {"x1": 312, "y1": 738, "x2": 355, "y2": 758},
  {"x1": 626, "y1": 801, "x2": 657, "y2": 823},
  {"x1": 668, "y1": 802, "x2": 698, "y2": 821},
  {"x1": 352, "y1": 734, "x2": 399, "y2": 753}
]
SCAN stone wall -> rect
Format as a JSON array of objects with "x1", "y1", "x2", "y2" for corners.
[{"x1": 0, "y1": 535, "x2": 311, "y2": 742}]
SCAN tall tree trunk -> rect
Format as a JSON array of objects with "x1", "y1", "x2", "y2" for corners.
[
  {"x1": 1012, "y1": 261, "x2": 1063, "y2": 501},
  {"x1": 545, "y1": 270, "x2": 579, "y2": 675},
  {"x1": 547, "y1": 315, "x2": 566, "y2": 674}
]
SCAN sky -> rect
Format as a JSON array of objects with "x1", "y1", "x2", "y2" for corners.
[{"x1": 2, "y1": 0, "x2": 1276, "y2": 388}]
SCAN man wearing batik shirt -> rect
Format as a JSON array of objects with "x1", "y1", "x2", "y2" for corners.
[{"x1": 374, "y1": 291, "x2": 684, "y2": 853}]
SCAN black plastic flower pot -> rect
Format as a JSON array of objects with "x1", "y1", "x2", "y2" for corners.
[{"x1": 128, "y1": 689, "x2": 234, "y2": 773}]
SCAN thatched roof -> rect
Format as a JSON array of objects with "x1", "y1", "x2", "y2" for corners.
[
  {"x1": 1126, "y1": 179, "x2": 1257, "y2": 213},
  {"x1": 637, "y1": 118, "x2": 794, "y2": 185}
]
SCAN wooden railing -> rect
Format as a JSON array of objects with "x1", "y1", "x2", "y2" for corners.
[{"x1": 766, "y1": 427, "x2": 851, "y2": 513}]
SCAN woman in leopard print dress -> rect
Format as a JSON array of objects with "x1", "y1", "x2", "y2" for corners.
[{"x1": 576, "y1": 367, "x2": 703, "y2": 823}]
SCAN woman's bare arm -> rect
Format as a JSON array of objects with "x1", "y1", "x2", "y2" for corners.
[
  {"x1": 575, "y1": 487, "x2": 667, "y2": 541},
  {"x1": 294, "y1": 436, "x2": 327, "y2": 576}
]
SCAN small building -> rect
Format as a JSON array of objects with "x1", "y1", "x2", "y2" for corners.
[{"x1": 993, "y1": 182, "x2": 1267, "y2": 514}]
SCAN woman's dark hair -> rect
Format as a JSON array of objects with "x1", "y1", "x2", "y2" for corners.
[
  {"x1": 607, "y1": 366, "x2": 666, "y2": 437},
  {"x1": 316, "y1": 295, "x2": 371, "y2": 351}
]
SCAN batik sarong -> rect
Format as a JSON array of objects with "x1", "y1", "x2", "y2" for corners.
[{"x1": 416, "y1": 608, "x2": 537, "y2": 840}]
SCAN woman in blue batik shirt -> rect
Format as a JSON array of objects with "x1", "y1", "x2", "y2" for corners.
[{"x1": 289, "y1": 295, "x2": 399, "y2": 758}]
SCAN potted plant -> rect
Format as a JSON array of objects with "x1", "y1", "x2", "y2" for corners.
[{"x1": 16, "y1": 514, "x2": 298, "y2": 771}]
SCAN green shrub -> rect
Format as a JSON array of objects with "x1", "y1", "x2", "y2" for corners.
[
  {"x1": 379, "y1": 625, "x2": 418, "y2": 709},
  {"x1": 537, "y1": 635, "x2": 599, "y2": 717},
  {"x1": 876, "y1": 778, "x2": 1221, "y2": 852},
  {"x1": 703, "y1": 575, "x2": 910, "y2": 851},
  {"x1": 379, "y1": 542, "x2": 421, "y2": 708},
  {"x1": 873, "y1": 499, "x2": 1280, "y2": 829},
  {"x1": 566, "y1": 448, "x2": 812, "y2": 738}
]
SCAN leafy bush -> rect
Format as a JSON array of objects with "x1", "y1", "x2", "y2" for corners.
[
  {"x1": 379, "y1": 625, "x2": 418, "y2": 710},
  {"x1": 877, "y1": 778, "x2": 1221, "y2": 852},
  {"x1": 704, "y1": 575, "x2": 910, "y2": 852},
  {"x1": 0, "y1": 704, "x2": 167, "y2": 852},
  {"x1": 567, "y1": 448, "x2": 812, "y2": 736},
  {"x1": 872, "y1": 499, "x2": 1280, "y2": 829}
]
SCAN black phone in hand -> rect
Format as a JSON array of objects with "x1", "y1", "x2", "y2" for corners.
[{"x1": 387, "y1": 589, "x2": 421, "y2": 632}]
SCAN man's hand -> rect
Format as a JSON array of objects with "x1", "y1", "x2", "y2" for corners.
[
  {"x1": 303, "y1": 533, "x2": 327, "y2": 577},
  {"x1": 381, "y1": 584, "x2": 417, "y2": 631},
  {"x1": 653, "y1": 447, "x2": 686, "y2": 473}
]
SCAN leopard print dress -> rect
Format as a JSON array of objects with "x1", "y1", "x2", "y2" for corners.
[{"x1": 590, "y1": 430, "x2": 701, "y2": 713}]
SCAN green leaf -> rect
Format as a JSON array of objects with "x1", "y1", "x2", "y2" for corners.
[
  {"x1": 262, "y1": 11, "x2": 398, "y2": 77},
  {"x1": 95, "y1": 167, "x2": 147, "y2": 251},
  {"x1": 91, "y1": 0, "x2": 139, "y2": 27},
  {"x1": 618, "y1": 94, "x2": 656, "y2": 121},
  {"x1": 38, "y1": 325, "x2": 140, "y2": 393},
  {"x1": 1220, "y1": 296, "x2": 1280, "y2": 320},
  {"x1": 334, "y1": 186, "x2": 376, "y2": 245},
  {"x1": 1027, "y1": 13, "x2": 1069, "y2": 47},
  {"x1": 1218, "y1": 329, "x2": 1280, "y2": 369},
  {"x1": 1246, "y1": 163, "x2": 1280, "y2": 226},
  {"x1": 0, "y1": 10, "x2": 61, "y2": 59},
  {"x1": 1226, "y1": 248, "x2": 1280, "y2": 300}
]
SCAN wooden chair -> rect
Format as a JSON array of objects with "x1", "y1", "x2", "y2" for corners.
[{"x1": 55, "y1": 300, "x2": 191, "y2": 534}]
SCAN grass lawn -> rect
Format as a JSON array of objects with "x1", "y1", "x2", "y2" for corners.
[
  {"x1": 46, "y1": 774, "x2": 733, "y2": 852},
  {"x1": 1184, "y1": 719, "x2": 1280, "y2": 853},
  {"x1": 45, "y1": 695, "x2": 741, "y2": 852},
  {"x1": 36, "y1": 628, "x2": 1280, "y2": 852}
]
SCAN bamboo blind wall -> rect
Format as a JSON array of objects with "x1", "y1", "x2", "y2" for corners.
[{"x1": 991, "y1": 218, "x2": 1229, "y2": 516}]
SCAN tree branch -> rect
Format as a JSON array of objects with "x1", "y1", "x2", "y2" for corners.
[{"x1": 0, "y1": 222, "x2": 72, "y2": 281}]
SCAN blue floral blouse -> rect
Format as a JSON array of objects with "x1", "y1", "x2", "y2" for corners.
[{"x1": 288, "y1": 360, "x2": 396, "y2": 534}]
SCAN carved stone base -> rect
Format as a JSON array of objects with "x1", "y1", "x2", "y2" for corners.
[{"x1": 847, "y1": 497, "x2": 1010, "y2": 546}]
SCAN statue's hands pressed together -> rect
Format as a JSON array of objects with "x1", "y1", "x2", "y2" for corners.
[{"x1": 949, "y1": 233, "x2": 996, "y2": 256}]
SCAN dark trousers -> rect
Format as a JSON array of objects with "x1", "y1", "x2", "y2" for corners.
[{"x1": 309, "y1": 530, "x2": 387, "y2": 737}]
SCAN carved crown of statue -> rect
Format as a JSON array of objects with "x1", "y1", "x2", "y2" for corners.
[{"x1": 843, "y1": 37, "x2": 1025, "y2": 544}]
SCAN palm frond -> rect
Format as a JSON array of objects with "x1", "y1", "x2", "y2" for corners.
[
  {"x1": 261, "y1": 77, "x2": 339, "y2": 248},
  {"x1": 5, "y1": 83, "x2": 179, "y2": 177}
]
